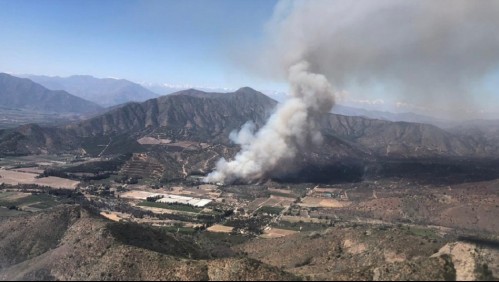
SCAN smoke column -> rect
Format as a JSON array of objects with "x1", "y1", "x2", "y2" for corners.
[
  {"x1": 206, "y1": 0, "x2": 499, "y2": 183},
  {"x1": 236, "y1": 0, "x2": 499, "y2": 117},
  {"x1": 204, "y1": 61, "x2": 335, "y2": 183}
]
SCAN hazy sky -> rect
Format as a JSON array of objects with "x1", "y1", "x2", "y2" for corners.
[
  {"x1": 1, "y1": 0, "x2": 499, "y2": 118},
  {"x1": 0, "y1": 0, "x2": 280, "y2": 89}
]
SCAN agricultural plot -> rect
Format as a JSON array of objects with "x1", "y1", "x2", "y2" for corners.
[
  {"x1": 268, "y1": 188, "x2": 297, "y2": 198},
  {"x1": 11, "y1": 167, "x2": 45, "y2": 174},
  {"x1": 247, "y1": 196, "x2": 295, "y2": 213},
  {"x1": 121, "y1": 190, "x2": 212, "y2": 207},
  {"x1": 0, "y1": 154, "x2": 70, "y2": 167},
  {"x1": 261, "y1": 227, "x2": 298, "y2": 239},
  {"x1": 100, "y1": 211, "x2": 130, "y2": 222},
  {"x1": 272, "y1": 219, "x2": 331, "y2": 232},
  {"x1": 281, "y1": 215, "x2": 326, "y2": 224},
  {"x1": 137, "y1": 137, "x2": 172, "y2": 145},
  {"x1": 120, "y1": 190, "x2": 155, "y2": 200},
  {"x1": 299, "y1": 196, "x2": 351, "y2": 208},
  {"x1": 207, "y1": 224, "x2": 234, "y2": 233},
  {"x1": 137, "y1": 201, "x2": 202, "y2": 213},
  {"x1": 0, "y1": 207, "x2": 26, "y2": 217},
  {"x1": 257, "y1": 206, "x2": 284, "y2": 215},
  {"x1": 0, "y1": 169, "x2": 80, "y2": 189},
  {"x1": 0, "y1": 192, "x2": 59, "y2": 211}
]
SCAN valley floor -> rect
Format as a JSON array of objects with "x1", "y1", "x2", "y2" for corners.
[{"x1": 0, "y1": 154, "x2": 498, "y2": 281}]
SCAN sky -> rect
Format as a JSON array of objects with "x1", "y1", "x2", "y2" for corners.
[
  {"x1": 1, "y1": 0, "x2": 499, "y2": 119},
  {"x1": 0, "y1": 0, "x2": 282, "y2": 90}
]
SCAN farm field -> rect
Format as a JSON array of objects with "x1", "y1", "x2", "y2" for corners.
[
  {"x1": 261, "y1": 227, "x2": 298, "y2": 239},
  {"x1": 247, "y1": 196, "x2": 295, "y2": 213},
  {"x1": 137, "y1": 201, "x2": 202, "y2": 213},
  {"x1": 0, "y1": 207, "x2": 26, "y2": 216},
  {"x1": 207, "y1": 224, "x2": 234, "y2": 233},
  {"x1": 0, "y1": 191, "x2": 60, "y2": 211},
  {"x1": 299, "y1": 196, "x2": 351, "y2": 208},
  {"x1": 0, "y1": 169, "x2": 80, "y2": 189}
]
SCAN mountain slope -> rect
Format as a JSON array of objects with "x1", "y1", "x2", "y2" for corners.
[
  {"x1": 26, "y1": 75, "x2": 159, "y2": 107},
  {"x1": 0, "y1": 205, "x2": 298, "y2": 281},
  {"x1": 332, "y1": 104, "x2": 452, "y2": 127},
  {"x1": 321, "y1": 115, "x2": 487, "y2": 158},
  {"x1": 0, "y1": 73, "x2": 102, "y2": 114},
  {"x1": 70, "y1": 87, "x2": 490, "y2": 158},
  {"x1": 1, "y1": 87, "x2": 498, "y2": 167},
  {"x1": 68, "y1": 87, "x2": 277, "y2": 144}
]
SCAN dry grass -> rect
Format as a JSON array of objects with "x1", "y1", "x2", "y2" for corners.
[
  {"x1": 137, "y1": 137, "x2": 172, "y2": 145},
  {"x1": 120, "y1": 190, "x2": 156, "y2": 200},
  {"x1": 299, "y1": 196, "x2": 351, "y2": 208},
  {"x1": 100, "y1": 211, "x2": 123, "y2": 222},
  {"x1": 207, "y1": 225, "x2": 234, "y2": 233},
  {"x1": 268, "y1": 188, "x2": 296, "y2": 197},
  {"x1": 11, "y1": 168, "x2": 45, "y2": 174},
  {"x1": 261, "y1": 228, "x2": 298, "y2": 239}
]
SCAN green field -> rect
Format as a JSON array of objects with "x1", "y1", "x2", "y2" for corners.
[
  {"x1": 138, "y1": 201, "x2": 202, "y2": 213},
  {"x1": 0, "y1": 207, "x2": 26, "y2": 217},
  {"x1": 269, "y1": 191, "x2": 296, "y2": 198},
  {"x1": 272, "y1": 220, "x2": 329, "y2": 232},
  {"x1": 405, "y1": 226, "x2": 440, "y2": 240},
  {"x1": 0, "y1": 192, "x2": 59, "y2": 210},
  {"x1": 257, "y1": 206, "x2": 284, "y2": 215},
  {"x1": 0, "y1": 192, "x2": 18, "y2": 199}
]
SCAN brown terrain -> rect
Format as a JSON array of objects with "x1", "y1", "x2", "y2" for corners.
[
  {"x1": 0, "y1": 206, "x2": 297, "y2": 281},
  {"x1": 0, "y1": 88, "x2": 497, "y2": 281}
]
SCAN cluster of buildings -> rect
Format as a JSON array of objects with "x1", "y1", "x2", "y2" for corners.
[
  {"x1": 121, "y1": 190, "x2": 212, "y2": 207},
  {"x1": 156, "y1": 194, "x2": 212, "y2": 207}
]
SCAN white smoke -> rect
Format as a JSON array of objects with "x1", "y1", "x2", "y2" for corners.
[
  {"x1": 255, "y1": 0, "x2": 499, "y2": 114},
  {"x1": 204, "y1": 61, "x2": 335, "y2": 183},
  {"x1": 206, "y1": 0, "x2": 499, "y2": 183}
]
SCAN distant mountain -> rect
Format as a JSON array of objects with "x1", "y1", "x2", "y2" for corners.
[
  {"x1": 141, "y1": 83, "x2": 189, "y2": 96},
  {"x1": 25, "y1": 75, "x2": 159, "y2": 107},
  {"x1": 142, "y1": 82, "x2": 235, "y2": 96},
  {"x1": 332, "y1": 104, "x2": 453, "y2": 127},
  {"x1": 0, "y1": 73, "x2": 102, "y2": 114}
]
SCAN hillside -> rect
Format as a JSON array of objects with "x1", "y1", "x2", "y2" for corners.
[
  {"x1": 26, "y1": 75, "x2": 159, "y2": 107},
  {"x1": 0, "y1": 74, "x2": 102, "y2": 114},
  {"x1": 67, "y1": 87, "x2": 492, "y2": 157},
  {"x1": 67, "y1": 87, "x2": 277, "y2": 143},
  {"x1": 0, "y1": 87, "x2": 498, "y2": 182},
  {"x1": 1, "y1": 204, "x2": 496, "y2": 281},
  {"x1": 0, "y1": 205, "x2": 297, "y2": 281}
]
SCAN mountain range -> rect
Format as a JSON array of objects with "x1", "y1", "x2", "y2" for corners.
[
  {"x1": 1, "y1": 86, "x2": 499, "y2": 184},
  {"x1": 24, "y1": 75, "x2": 159, "y2": 107},
  {"x1": 0, "y1": 73, "x2": 102, "y2": 114},
  {"x1": 66, "y1": 87, "x2": 499, "y2": 158}
]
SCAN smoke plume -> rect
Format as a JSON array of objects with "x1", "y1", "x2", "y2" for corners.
[
  {"x1": 255, "y1": 0, "x2": 499, "y2": 113},
  {"x1": 204, "y1": 61, "x2": 335, "y2": 183},
  {"x1": 206, "y1": 0, "x2": 499, "y2": 183}
]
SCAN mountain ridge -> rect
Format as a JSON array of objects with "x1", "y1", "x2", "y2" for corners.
[
  {"x1": 0, "y1": 73, "x2": 102, "y2": 114},
  {"x1": 24, "y1": 74, "x2": 159, "y2": 107},
  {"x1": 0, "y1": 87, "x2": 498, "y2": 163}
]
